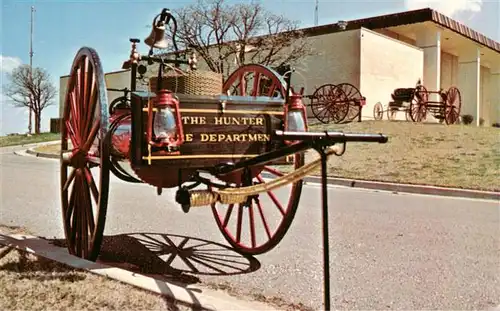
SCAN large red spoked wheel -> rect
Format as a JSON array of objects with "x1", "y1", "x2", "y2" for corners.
[
  {"x1": 410, "y1": 85, "x2": 428, "y2": 122},
  {"x1": 310, "y1": 84, "x2": 349, "y2": 124},
  {"x1": 336, "y1": 83, "x2": 363, "y2": 122},
  {"x1": 212, "y1": 64, "x2": 304, "y2": 255},
  {"x1": 444, "y1": 86, "x2": 461, "y2": 125},
  {"x1": 60, "y1": 47, "x2": 110, "y2": 261}
]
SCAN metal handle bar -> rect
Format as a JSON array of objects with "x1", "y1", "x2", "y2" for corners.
[
  {"x1": 107, "y1": 87, "x2": 130, "y2": 93},
  {"x1": 273, "y1": 130, "x2": 388, "y2": 144}
]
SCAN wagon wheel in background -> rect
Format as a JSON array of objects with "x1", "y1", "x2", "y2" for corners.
[
  {"x1": 409, "y1": 85, "x2": 428, "y2": 122},
  {"x1": 373, "y1": 102, "x2": 383, "y2": 120},
  {"x1": 444, "y1": 86, "x2": 461, "y2": 125},
  {"x1": 310, "y1": 84, "x2": 349, "y2": 124},
  {"x1": 387, "y1": 106, "x2": 398, "y2": 121},
  {"x1": 60, "y1": 47, "x2": 110, "y2": 261},
  {"x1": 336, "y1": 83, "x2": 363, "y2": 122},
  {"x1": 212, "y1": 64, "x2": 304, "y2": 255}
]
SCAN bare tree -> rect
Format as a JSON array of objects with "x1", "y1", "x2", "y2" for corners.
[
  {"x1": 167, "y1": 0, "x2": 315, "y2": 79},
  {"x1": 4, "y1": 64, "x2": 57, "y2": 134}
]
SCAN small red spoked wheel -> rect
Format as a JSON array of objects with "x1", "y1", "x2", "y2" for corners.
[
  {"x1": 60, "y1": 47, "x2": 110, "y2": 261},
  {"x1": 223, "y1": 64, "x2": 288, "y2": 98},
  {"x1": 410, "y1": 85, "x2": 428, "y2": 122},
  {"x1": 373, "y1": 102, "x2": 383, "y2": 120},
  {"x1": 444, "y1": 86, "x2": 461, "y2": 125},
  {"x1": 336, "y1": 83, "x2": 363, "y2": 122},
  {"x1": 211, "y1": 64, "x2": 304, "y2": 255},
  {"x1": 310, "y1": 84, "x2": 349, "y2": 124}
]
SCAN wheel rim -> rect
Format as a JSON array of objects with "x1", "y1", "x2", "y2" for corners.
[
  {"x1": 60, "y1": 47, "x2": 110, "y2": 261},
  {"x1": 445, "y1": 87, "x2": 461, "y2": 125},
  {"x1": 337, "y1": 83, "x2": 362, "y2": 122},
  {"x1": 310, "y1": 84, "x2": 349, "y2": 124},
  {"x1": 212, "y1": 64, "x2": 304, "y2": 255},
  {"x1": 387, "y1": 107, "x2": 397, "y2": 121},
  {"x1": 373, "y1": 103, "x2": 383, "y2": 120},
  {"x1": 410, "y1": 86, "x2": 428, "y2": 122}
]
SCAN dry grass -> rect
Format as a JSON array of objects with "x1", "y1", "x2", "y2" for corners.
[
  {"x1": 32, "y1": 143, "x2": 62, "y2": 155},
  {"x1": 32, "y1": 121, "x2": 499, "y2": 191},
  {"x1": 0, "y1": 226, "x2": 191, "y2": 311},
  {"x1": 304, "y1": 120, "x2": 500, "y2": 192}
]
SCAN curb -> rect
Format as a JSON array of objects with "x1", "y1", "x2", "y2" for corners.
[
  {"x1": 19, "y1": 147, "x2": 500, "y2": 202},
  {"x1": 0, "y1": 232, "x2": 278, "y2": 311},
  {"x1": 300, "y1": 175, "x2": 500, "y2": 202},
  {"x1": 25, "y1": 148, "x2": 60, "y2": 159}
]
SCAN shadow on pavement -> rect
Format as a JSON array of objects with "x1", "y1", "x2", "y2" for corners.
[{"x1": 51, "y1": 232, "x2": 261, "y2": 287}]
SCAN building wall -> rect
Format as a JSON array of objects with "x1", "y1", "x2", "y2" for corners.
[
  {"x1": 490, "y1": 72, "x2": 500, "y2": 125},
  {"x1": 58, "y1": 70, "x2": 132, "y2": 118},
  {"x1": 287, "y1": 29, "x2": 361, "y2": 118},
  {"x1": 59, "y1": 76, "x2": 69, "y2": 118},
  {"x1": 441, "y1": 51, "x2": 458, "y2": 90},
  {"x1": 480, "y1": 65, "x2": 491, "y2": 125},
  {"x1": 359, "y1": 28, "x2": 424, "y2": 120}
]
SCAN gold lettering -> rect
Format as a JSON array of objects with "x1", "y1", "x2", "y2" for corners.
[
  {"x1": 256, "y1": 118, "x2": 264, "y2": 125},
  {"x1": 187, "y1": 132, "x2": 271, "y2": 142}
]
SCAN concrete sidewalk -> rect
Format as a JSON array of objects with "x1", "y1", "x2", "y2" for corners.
[
  {"x1": 0, "y1": 232, "x2": 280, "y2": 311},
  {"x1": 16, "y1": 142, "x2": 499, "y2": 202}
]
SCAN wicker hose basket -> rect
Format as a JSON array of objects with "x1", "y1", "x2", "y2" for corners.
[{"x1": 149, "y1": 70, "x2": 223, "y2": 96}]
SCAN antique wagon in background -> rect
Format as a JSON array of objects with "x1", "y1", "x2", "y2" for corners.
[{"x1": 373, "y1": 80, "x2": 461, "y2": 124}]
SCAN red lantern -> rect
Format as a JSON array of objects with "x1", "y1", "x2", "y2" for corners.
[
  {"x1": 283, "y1": 87, "x2": 308, "y2": 145},
  {"x1": 147, "y1": 89, "x2": 184, "y2": 153}
]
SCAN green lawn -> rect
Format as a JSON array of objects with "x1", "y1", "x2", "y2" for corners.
[
  {"x1": 31, "y1": 120, "x2": 500, "y2": 192},
  {"x1": 0, "y1": 133, "x2": 60, "y2": 147}
]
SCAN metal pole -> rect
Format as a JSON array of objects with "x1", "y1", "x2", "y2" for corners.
[
  {"x1": 28, "y1": 6, "x2": 35, "y2": 134},
  {"x1": 314, "y1": 0, "x2": 319, "y2": 26}
]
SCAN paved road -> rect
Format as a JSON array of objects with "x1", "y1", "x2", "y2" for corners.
[{"x1": 1, "y1": 148, "x2": 499, "y2": 310}]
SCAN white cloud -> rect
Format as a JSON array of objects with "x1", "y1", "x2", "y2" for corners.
[
  {"x1": 0, "y1": 55, "x2": 23, "y2": 73},
  {"x1": 404, "y1": 0, "x2": 483, "y2": 17}
]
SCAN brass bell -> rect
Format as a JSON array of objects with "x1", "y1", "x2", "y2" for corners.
[{"x1": 145, "y1": 16, "x2": 169, "y2": 49}]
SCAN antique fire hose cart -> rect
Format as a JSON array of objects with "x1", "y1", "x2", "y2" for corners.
[{"x1": 60, "y1": 8, "x2": 388, "y2": 310}]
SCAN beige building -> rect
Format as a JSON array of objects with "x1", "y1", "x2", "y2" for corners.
[{"x1": 60, "y1": 8, "x2": 500, "y2": 126}]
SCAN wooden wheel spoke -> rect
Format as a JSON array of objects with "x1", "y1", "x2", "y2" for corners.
[
  {"x1": 63, "y1": 168, "x2": 77, "y2": 192},
  {"x1": 66, "y1": 182, "x2": 77, "y2": 226},
  {"x1": 263, "y1": 166, "x2": 284, "y2": 177},
  {"x1": 238, "y1": 72, "x2": 246, "y2": 95},
  {"x1": 69, "y1": 92, "x2": 81, "y2": 138},
  {"x1": 83, "y1": 68, "x2": 97, "y2": 136},
  {"x1": 222, "y1": 204, "x2": 234, "y2": 228},
  {"x1": 251, "y1": 72, "x2": 261, "y2": 97},
  {"x1": 257, "y1": 175, "x2": 286, "y2": 215},
  {"x1": 84, "y1": 167, "x2": 99, "y2": 204},
  {"x1": 248, "y1": 202, "x2": 256, "y2": 248},
  {"x1": 236, "y1": 205, "x2": 243, "y2": 243},
  {"x1": 66, "y1": 116, "x2": 80, "y2": 148},
  {"x1": 82, "y1": 120, "x2": 100, "y2": 153},
  {"x1": 255, "y1": 198, "x2": 272, "y2": 240},
  {"x1": 82, "y1": 168, "x2": 96, "y2": 234}
]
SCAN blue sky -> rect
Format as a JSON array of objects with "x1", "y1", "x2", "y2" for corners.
[{"x1": 1, "y1": 0, "x2": 499, "y2": 135}]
